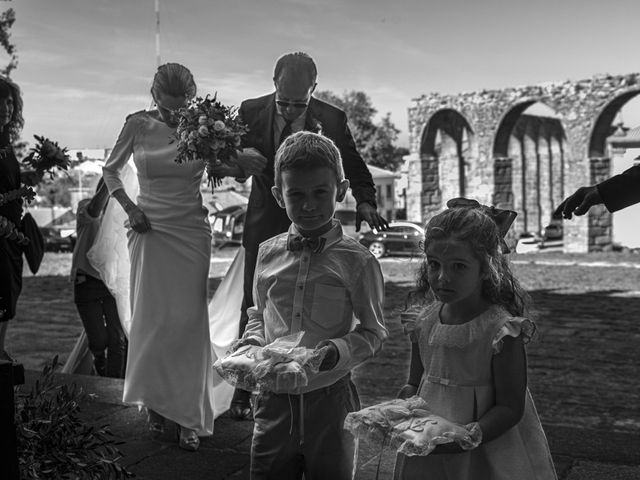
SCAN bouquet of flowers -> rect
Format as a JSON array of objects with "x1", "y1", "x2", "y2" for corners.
[
  {"x1": 1, "y1": 135, "x2": 69, "y2": 245},
  {"x1": 22, "y1": 135, "x2": 71, "y2": 181},
  {"x1": 172, "y1": 94, "x2": 249, "y2": 191}
]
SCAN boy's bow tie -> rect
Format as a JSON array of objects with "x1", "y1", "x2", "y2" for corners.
[{"x1": 288, "y1": 235, "x2": 326, "y2": 254}]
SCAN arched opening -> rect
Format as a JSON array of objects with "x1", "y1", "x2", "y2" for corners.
[
  {"x1": 589, "y1": 89, "x2": 640, "y2": 158},
  {"x1": 493, "y1": 101, "x2": 567, "y2": 242},
  {"x1": 602, "y1": 93, "x2": 640, "y2": 249},
  {"x1": 419, "y1": 109, "x2": 474, "y2": 216}
]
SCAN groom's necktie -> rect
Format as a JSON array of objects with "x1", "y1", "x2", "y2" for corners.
[
  {"x1": 279, "y1": 120, "x2": 293, "y2": 147},
  {"x1": 287, "y1": 235, "x2": 326, "y2": 254}
]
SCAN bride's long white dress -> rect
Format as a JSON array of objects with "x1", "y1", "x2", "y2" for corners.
[
  {"x1": 98, "y1": 110, "x2": 236, "y2": 435},
  {"x1": 63, "y1": 160, "x2": 242, "y2": 422}
]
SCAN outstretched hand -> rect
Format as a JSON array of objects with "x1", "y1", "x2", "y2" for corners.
[
  {"x1": 555, "y1": 186, "x2": 603, "y2": 219},
  {"x1": 355, "y1": 202, "x2": 389, "y2": 232}
]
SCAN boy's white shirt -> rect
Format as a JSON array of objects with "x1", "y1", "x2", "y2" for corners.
[{"x1": 243, "y1": 220, "x2": 388, "y2": 393}]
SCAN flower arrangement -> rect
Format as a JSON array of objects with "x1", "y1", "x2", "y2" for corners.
[
  {"x1": 0, "y1": 135, "x2": 70, "y2": 245},
  {"x1": 173, "y1": 94, "x2": 249, "y2": 190},
  {"x1": 22, "y1": 134, "x2": 71, "y2": 180}
]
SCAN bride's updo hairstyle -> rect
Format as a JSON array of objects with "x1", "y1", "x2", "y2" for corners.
[
  {"x1": 0, "y1": 75, "x2": 24, "y2": 144},
  {"x1": 150, "y1": 63, "x2": 197, "y2": 100}
]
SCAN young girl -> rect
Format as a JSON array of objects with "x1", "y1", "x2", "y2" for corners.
[{"x1": 394, "y1": 201, "x2": 557, "y2": 480}]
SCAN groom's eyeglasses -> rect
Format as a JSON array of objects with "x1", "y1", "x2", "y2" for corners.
[{"x1": 276, "y1": 99, "x2": 309, "y2": 109}]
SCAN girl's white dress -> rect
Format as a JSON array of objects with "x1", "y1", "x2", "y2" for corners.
[
  {"x1": 394, "y1": 303, "x2": 557, "y2": 480},
  {"x1": 101, "y1": 110, "x2": 221, "y2": 435}
]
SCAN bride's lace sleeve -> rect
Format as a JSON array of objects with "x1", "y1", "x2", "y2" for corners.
[{"x1": 102, "y1": 112, "x2": 142, "y2": 194}]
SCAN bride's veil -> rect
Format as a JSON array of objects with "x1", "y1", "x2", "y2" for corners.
[{"x1": 87, "y1": 160, "x2": 138, "y2": 335}]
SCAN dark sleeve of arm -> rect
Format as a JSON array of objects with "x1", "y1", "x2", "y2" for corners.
[
  {"x1": 597, "y1": 164, "x2": 640, "y2": 213},
  {"x1": 407, "y1": 341, "x2": 424, "y2": 386},
  {"x1": 336, "y1": 113, "x2": 378, "y2": 208}
]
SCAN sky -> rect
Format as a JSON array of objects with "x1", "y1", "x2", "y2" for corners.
[{"x1": 6, "y1": 0, "x2": 640, "y2": 151}]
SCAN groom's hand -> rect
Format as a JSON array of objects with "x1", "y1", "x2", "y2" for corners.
[
  {"x1": 356, "y1": 202, "x2": 389, "y2": 232},
  {"x1": 213, "y1": 160, "x2": 244, "y2": 179}
]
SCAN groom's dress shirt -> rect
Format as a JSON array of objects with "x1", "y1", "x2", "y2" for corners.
[
  {"x1": 243, "y1": 220, "x2": 388, "y2": 394},
  {"x1": 273, "y1": 112, "x2": 306, "y2": 147}
]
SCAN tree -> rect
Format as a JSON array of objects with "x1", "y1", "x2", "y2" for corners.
[
  {"x1": 0, "y1": 7, "x2": 25, "y2": 159},
  {"x1": 0, "y1": 8, "x2": 17, "y2": 76},
  {"x1": 314, "y1": 90, "x2": 408, "y2": 171}
]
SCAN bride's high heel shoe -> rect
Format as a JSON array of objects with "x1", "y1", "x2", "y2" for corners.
[
  {"x1": 146, "y1": 408, "x2": 165, "y2": 435},
  {"x1": 178, "y1": 426, "x2": 200, "y2": 452}
]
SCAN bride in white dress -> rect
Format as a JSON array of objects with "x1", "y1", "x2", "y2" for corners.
[
  {"x1": 100, "y1": 63, "x2": 254, "y2": 451},
  {"x1": 64, "y1": 63, "x2": 265, "y2": 451}
]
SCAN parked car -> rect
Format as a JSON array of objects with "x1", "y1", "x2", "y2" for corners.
[
  {"x1": 41, "y1": 226, "x2": 77, "y2": 253},
  {"x1": 210, "y1": 205, "x2": 246, "y2": 248},
  {"x1": 514, "y1": 232, "x2": 540, "y2": 254},
  {"x1": 358, "y1": 221, "x2": 425, "y2": 259},
  {"x1": 543, "y1": 222, "x2": 563, "y2": 241}
]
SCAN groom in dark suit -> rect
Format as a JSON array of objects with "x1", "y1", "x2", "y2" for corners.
[{"x1": 217, "y1": 52, "x2": 388, "y2": 419}]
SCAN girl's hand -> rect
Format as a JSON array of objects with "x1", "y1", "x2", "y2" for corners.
[
  {"x1": 397, "y1": 383, "x2": 418, "y2": 399},
  {"x1": 127, "y1": 205, "x2": 151, "y2": 233}
]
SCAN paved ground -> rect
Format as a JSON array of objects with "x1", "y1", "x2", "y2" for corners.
[{"x1": 11, "y1": 251, "x2": 640, "y2": 479}]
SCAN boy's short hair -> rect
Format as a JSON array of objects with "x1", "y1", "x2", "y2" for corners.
[{"x1": 274, "y1": 131, "x2": 345, "y2": 188}]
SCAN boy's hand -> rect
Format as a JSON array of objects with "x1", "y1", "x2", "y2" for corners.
[
  {"x1": 316, "y1": 341, "x2": 339, "y2": 371},
  {"x1": 231, "y1": 337, "x2": 261, "y2": 352},
  {"x1": 397, "y1": 383, "x2": 418, "y2": 399}
]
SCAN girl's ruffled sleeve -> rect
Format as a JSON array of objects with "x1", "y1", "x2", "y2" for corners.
[
  {"x1": 102, "y1": 113, "x2": 141, "y2": 195},
  {"x1": 492, "y1": 317, "x2": 536, "y2": 354},
  {"x1": 401, "y1": 307, "x2": 429, "y2": 343}
]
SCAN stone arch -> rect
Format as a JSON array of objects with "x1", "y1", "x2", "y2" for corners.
[
  {"x1": 588, "y1": 88, "x2": 640, "y2": 158},
  {"x1": 419, "y1": 109, "x2": 474, "y2": 219},
  {"x1": 492, "y1": 100, "x2": 567, "y2": 237}
]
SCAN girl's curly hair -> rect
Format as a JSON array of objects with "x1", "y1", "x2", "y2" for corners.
[
  {"x1": 411, "y1": 207, "x2": 531, "y2": 317},
  {"x1": 0, "y1": 75, "x2": 24, "y2": 145}
]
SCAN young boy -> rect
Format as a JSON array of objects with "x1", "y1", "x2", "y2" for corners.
[{"x1": 238, "y1": 131, "x2": 388, "y2": 480}]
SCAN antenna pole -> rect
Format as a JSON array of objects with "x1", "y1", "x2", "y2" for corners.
[{"x1": 155, "y1": 0, "x2": 161, "y2": 66}]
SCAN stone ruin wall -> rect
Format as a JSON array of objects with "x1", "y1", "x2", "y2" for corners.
[{"x1": 405, "y1": 73, "x2": 640, "y2": 252}]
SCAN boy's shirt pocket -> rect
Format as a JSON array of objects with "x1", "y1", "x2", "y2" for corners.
[{"x1": 310, "y1": 283, "x2": 347, "y2": 330}]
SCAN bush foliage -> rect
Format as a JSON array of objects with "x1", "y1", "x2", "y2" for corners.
[{"x1": 15, "y1": 356, "x2": 134, "y2": 479}]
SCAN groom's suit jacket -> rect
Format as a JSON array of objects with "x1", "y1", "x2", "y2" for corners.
[{"x1": 238, "y1": 93, "x2": 378, "y2": 252}]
